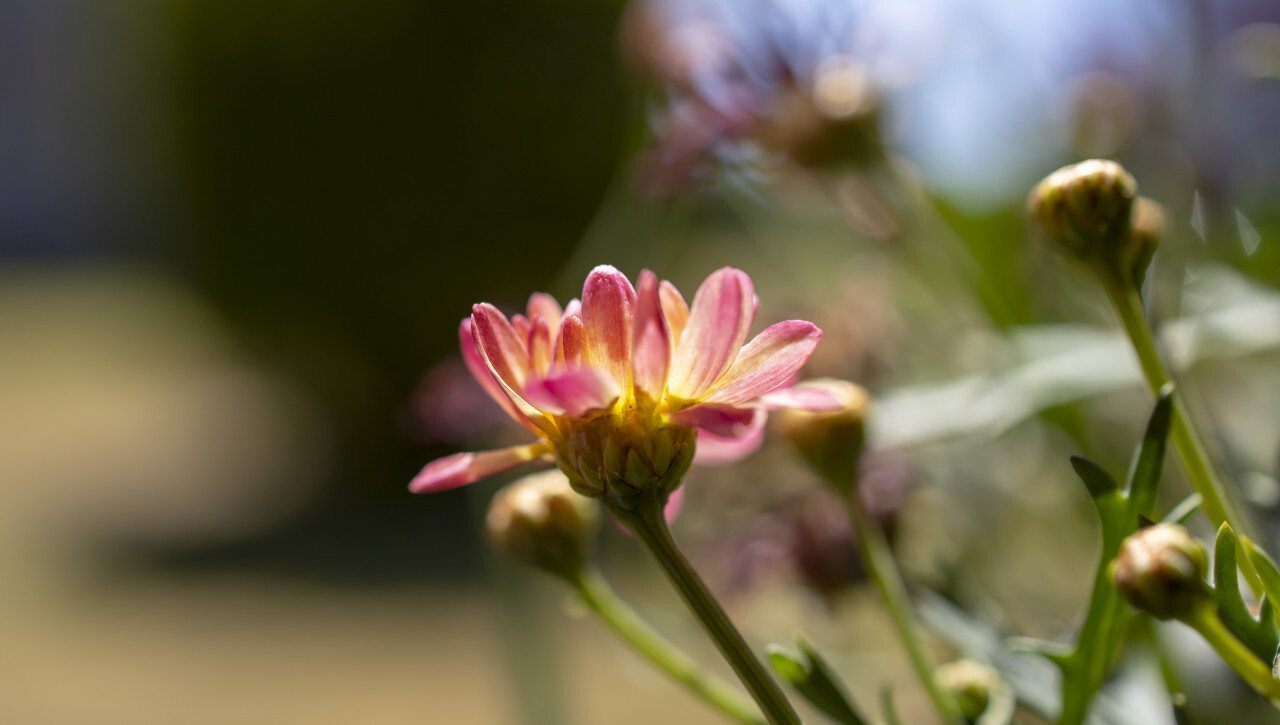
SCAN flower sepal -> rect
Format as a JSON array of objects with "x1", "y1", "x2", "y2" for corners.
[{"x1": 556, "y1": 412, "x2": 697, "y2": 513}]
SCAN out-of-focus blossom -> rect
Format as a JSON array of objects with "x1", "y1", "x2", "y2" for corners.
[{"x1": 410, "y1": 265, "x2": 837, "y2": 509}]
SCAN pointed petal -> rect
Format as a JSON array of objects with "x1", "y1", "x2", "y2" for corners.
[
  {"x1": 758, "y1": 384, "x2": 844, "y2": 412},
  {"x1": 667, "y1": 267, "x2": 754, "y2": 399},
  {"x1": 693, "y1": 409, "x2": 766, "y2": 465},
  {"x1": 472, "y1": 303, "x2": 532, "y2": 389},
  {"x1": 582, "y1": 265, "x2": 637, "y2": 389},
  {"x1": 701, "y1": 321, "x2": 822, "y2": 405},
  {"x1": 668, "y1": 402, "x2": 759, "y2": 437},
  {"x1": 471, "y1": 307, "x2": 550, "y2": 431},
  {"x1": 459, "y1": 319, "x2": 542, "y2": 434},
  {"x1": 523, "y1": 368, "x2": 621, "y2": 417},
  {"x1": 527, "y1": 317, "x2": 554, "y2": 377},
  {"x1": 526, "y1": 292, "x2": 563, "y2": 329},
  {"x1": 409, "y1": 443, "x2": 549, "y2": 493},
  {"x1": 555, "y1": 313, "x2": 586, "y2": 369},
  {"x1": 632, "y1": 270, "x2": 672, "y2": 399},
  {"x1": 659, "y1": 280, "x2": 689, "y2": 348}
]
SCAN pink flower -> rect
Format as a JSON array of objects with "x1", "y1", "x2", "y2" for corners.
[{"x1": 410, "y1": 265, "x2": 838, "y2": 506}]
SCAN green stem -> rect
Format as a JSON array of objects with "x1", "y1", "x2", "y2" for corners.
[
  {"x1": 1184, "y1": 604, "x2": 1280, "y2": 704},
  {"x1": 1100, "y1": 274, "x2": 1261, "y2": 591},
  {"x1": 619, "y1": 502, "x2": 802, "y2": 725},
  {"x1": 846, "y1": 491, "x2": 965, "y2": 725},
  {"x1": 571, "y1": 567, "x2": 767, "y2": 725}
]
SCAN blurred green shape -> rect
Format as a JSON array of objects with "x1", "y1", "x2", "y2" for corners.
[{"x1": 767, "y1": 635, "x2": 868, "y2": 725}]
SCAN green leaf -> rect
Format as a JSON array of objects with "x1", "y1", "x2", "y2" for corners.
[
  {"x1": 1163, "y1": 494, "x2": 1202, "y2": 525},
  {"x1": 767, "y1": 635, "x2": 868, "y2": 725},
  {"x1": 1242, "y1": 537, "x2": 1280, "y2": 632},
  {"x1": 1070, "y1": 455, "x2": 1118, "y2": 499},
  {"x1": 1123, "y1": 383, "x2": 1174, "y2": 514},
  {"x1": 1213, "y1": 524, "x2": 1279, "y2": 663}
]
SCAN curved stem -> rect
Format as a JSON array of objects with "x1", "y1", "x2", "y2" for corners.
[
  {"x1": 618, "y1": 502, "x2": 802, "y2": 725},
  {"x1": 847, "y1": 492, "x2": 965, "y2": 725},
  {"x1": 571, "y1": 567, "x2": 766, "y2": 725},
  {"x1": 1184, "y1": 604, "x2": 1280, "y2": 704},
  {"x1": 1100, "y1": 274, "x2": 1261, "y2": 592}
]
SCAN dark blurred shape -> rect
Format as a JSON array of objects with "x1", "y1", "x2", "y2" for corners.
[{"x1": 713, "y1": 451, "x2": 916, "y2": 604}]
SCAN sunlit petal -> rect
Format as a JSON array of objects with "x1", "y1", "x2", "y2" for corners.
[
  {"x1": 758, "y1": 384, "x2": 844, "y2": 412},
  {"x1": 459, "y1": 319, "x2": 542, "y2": 434},
  {"x1": 667, "y1": 267, "x2": 754, "y2": 399},
  {"x1": 659, "y1": 280, "x2": 689, "y2": 348},
  {"x1": 524, "y1": 368, "x2": 622, "y2": 417},
  {"x1": 632, "y1": 269, "x2": 673, "y2": 399},
  {"x1": 526, "y1": 292, "x2": 563, "y2": 329},
  {"x1": 701, "y1": 321, "x2": 822, "y2": 405},
  {"x1": 472, "y1": 303, "x2": 532, "y2": 389},
  {"x1": 409, "y1": 443, "x2": 550, "y2": 493},
  {"x1": 555, "y1": 313, "x2": 586, "y2": 369},
  {"x1": 582, "y1": 265, "x2": 637, "y2": 389}
]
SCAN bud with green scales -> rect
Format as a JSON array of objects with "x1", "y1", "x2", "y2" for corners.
[
  {"x1": 554, "y1": 409, "x2": 696, "y2": 512},
  {"x1": 1110, "y1": 523, "x2": 1209, "y2": 621},
  {"x1": 775, "y1": 379, "x2": 871, "y2": 492},
  {"x1": 934, "y1": 660, "x2": 1001, "y2": 722},
  {"x1": 485, "y1": 470, "x2": 600, "y2": 581}
]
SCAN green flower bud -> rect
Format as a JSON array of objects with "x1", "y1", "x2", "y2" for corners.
[
  {"x1": 1110, "y1": 523, "x2": 1209, "y2": 620},
  {"x1": 776, "y1": 379, "x2": 871, "y2": 492},
  {"x1": 553, "y1": 412, "x2": 696, "y2": 513},
  {"x1": 485, "y1": 470, "x2": 600, "y2": 581},
  {"x1": 934, "y1": 660, "x2": 1001, "y2": 722},
  {"x1": 1027, "y1": 159, "x2": 1137, "y2": 261}
]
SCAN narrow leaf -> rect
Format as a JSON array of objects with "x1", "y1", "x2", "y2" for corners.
[
  {"x1": 767, "y1": 636, "x2": 868, "y2": 725},
  {"x1": 1213, "y1": 524, "x2": 1279, "y2": 662},
  {"x1": 1124, "y1": 383, "x2": 1174, "y2": 514},
  {"x1": 1070, "y1": 455, "x2": 1118, "y2": 499},
  {"x1": 1163, "y1": 494, "x2": 1202, "y2": 525}
]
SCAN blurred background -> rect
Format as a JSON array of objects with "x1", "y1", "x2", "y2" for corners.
[{"x1": 3, "y1": 0, "x2": 1280, "y2": 723}]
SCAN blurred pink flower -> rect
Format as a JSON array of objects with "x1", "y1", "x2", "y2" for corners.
[{"x1": 410, "y1": 265, "x2": 837, "y2": 500}]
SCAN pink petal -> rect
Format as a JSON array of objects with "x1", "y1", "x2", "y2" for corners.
[
  {"x1": 701, "y1": 321, "x2": 822, "y2": 406},
  {"x1": 632, "y1": 270, "x2": 672, "y2": 400},
  {"x1": 459, "y1": 319, "x2": 542, "y2": 434},
  {"x1": 470, "y1": 307, "x2": 550, "y2": 430},
  {"x1": 526, "y1": 292, "x2": 563, "y2": 329},
  {"x1": 555, "y1": 313, "x2": 586, "y2": 369},
  {"x1": 659, "y1": 280, "x2": 689, "y2": 348},
  {"x1": 472, "y1": 303, "x2": 532, "y2": 390},
  {"x1": 694, "y1": 409, "x2": 767, "y2": 465},
  {"x1": 664, "y1": 487, "x2": 686, "y2": 522},
  {"x1": 758, "y1": 385, "x2": 844, "y2": 412},
  {"x1": 409, "y1": 443, "x2": 549, "y2": 493},
  {"x1": 668, "y1": 402, "x2": 759, "y2": 437},
  {"x1": 667, "y1": 267, "x2": 755, "y2": 399},
  {"x1": 582, "y1": 265, "x2": 637, "y2": 390},
  {"x1": 510, "y1": 314, "x2": 531, "y2": 344},
  {"x1": 527, "y1": 317, "x2": 554, "y2": 377},
  {"x1": 523, "y1": 368, "x2": 621, "y2": 417}
]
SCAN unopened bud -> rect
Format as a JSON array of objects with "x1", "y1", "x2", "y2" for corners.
[
  {"x1": 486, "y1": 470, "x2": 600, "y2": 581},
  {"x1": 1121, "y1": 196, "x2": 1164, "y2": 288},
  {"x1": 776, "y1": 379, "x2": 871, "y2": 491},
  {"x1": 934, "y1": 660, "x2": 1001, "y2": 722},
  {"x1": 1027, "y1": 159, "x2": 1137, "y2": 261},
  {"x1": 1110, "y1": 523, "x2": 1209, "y2": 620}
]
